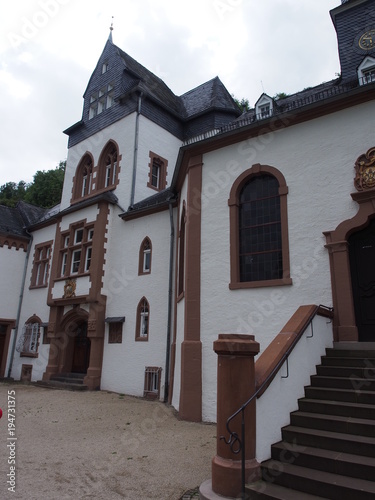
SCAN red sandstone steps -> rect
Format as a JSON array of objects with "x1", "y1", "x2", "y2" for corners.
[
  {"x1": 253, "y1": 461, "x2": 375, "y2": 499},
  {"x1": 245, "y1": 347, "x2": 375, "y2": 499},
  {"x1": 246, "y1": 481, "x2": 326, "y2": 499},
  {"x1": 35, "y1": 373, "x2": 88, "y2": 391}
]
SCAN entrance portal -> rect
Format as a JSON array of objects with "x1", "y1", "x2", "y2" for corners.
[
  {"x1": 349, "y1": 218, "x2": 375, "y2": 341},
  {"x1": 71, "y1": 321, "x2": 90, "y2": 373}
]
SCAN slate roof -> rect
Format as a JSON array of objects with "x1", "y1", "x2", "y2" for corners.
[
  {"x1": 180, "y1": 76, "x2": 240, "y2": 118},
  {"x1": 117, "y1": 47, "x2": 184, "y2": 117},
  {"x1": 0, "y1": 201, "x2": 48, "y2": 238}
]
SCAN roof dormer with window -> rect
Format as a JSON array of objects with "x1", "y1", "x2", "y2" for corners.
[
  {"x1": 255, "y1": 94, "x2": 274, "y2": 120},
  {"x1": 358, "y1": 55, "x2": 375, "y2": 85}
]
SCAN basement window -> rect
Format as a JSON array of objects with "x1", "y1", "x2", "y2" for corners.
[{"x1": 144, "y1": 367, "x2": 162, "y2": 399}]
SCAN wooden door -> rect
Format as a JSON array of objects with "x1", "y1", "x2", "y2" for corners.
[
  {"x1": 349, "y1": 219, "x2": 375, "y2": 341},
  {"x1": 71, "y1": 322, "x2": 90, "y2": 373}
]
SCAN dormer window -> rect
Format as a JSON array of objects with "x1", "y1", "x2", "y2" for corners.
[
  {"x1": 255, "y1": 94, "x2": 274, "y2": 120},
  {"x1": 102, "y1": 62, "x2": 109, "y2": 74},
  {"x1": 358, "y1": 56, "x2": 375, "y2": 85},
  {"x1": 88, "y1": 84, "x2": 114, "y2": 119}
]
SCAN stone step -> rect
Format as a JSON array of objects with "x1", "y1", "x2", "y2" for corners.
[
  {"x1": 281, "y1": 425, "x2": 375, "y2": 458},
  {"x1": 271, "y1": 441, "x2": 375, "y2": 481},
  {"x1": 35, "y1": 380, "x2": 88, "y2": 391},
  {"x1": 298, "y1": 398, "x2": 375, "y2": 420},
  {"x1": 304, "y1": 385, "x2": 375, "y2": 405},
  {"x1": 259, "y1": 460, "x2": 375, "y2": 499},
  {"x1": 310, "y1": 374, "x2": 375, "y2": 391},
  {"x1": 246, "y1": 480, "x2": 326, "y2": 499},
  {"x1": 316, "y1": 364, "x2": 375, "y2": 378},
  {"x1": 325, "y1": 348, "x2": 375, "y2": 358},
  {"x1": 322, "y1": 356, "x2": 375, "y2": 368},
  {"x1": 290, "y1": 410, "x2": 375, "y2": 437}
]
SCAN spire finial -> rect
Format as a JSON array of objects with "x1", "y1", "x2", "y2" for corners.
[{"x1": 109, "y1": 16, "x2": 114, "y2": 42}]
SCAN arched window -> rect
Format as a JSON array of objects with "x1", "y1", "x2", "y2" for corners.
[
  {"x1": 136, "y1": 297, "x2": 149, "y2": 341},
  {"x1": 139, "y1": 237, "x2": 152, "y2": 275},
  {"x1": 229, "y1": 164, "x2": 292, "y2": 289},
  {"x1": 98, "y1": 141, "x2": 119, "y2": 189},
  {"x1": 72, "y1": 154, "x2": 93, "y2": 200},
  {"x1": 17, "y1": 314, "x2": 42, "y2": 357}
]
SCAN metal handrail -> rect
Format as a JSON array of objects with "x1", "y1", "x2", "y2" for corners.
[{"x1": 220, "y1": 304, "x2": 333, "y2": 499}]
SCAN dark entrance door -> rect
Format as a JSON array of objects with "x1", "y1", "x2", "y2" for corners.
[
  {"x1": 71, "y1": 322, "x2": 90, "y2": 373},
  {"x1": 349, "y1": 218, "x2": 375, "y2": 341}
]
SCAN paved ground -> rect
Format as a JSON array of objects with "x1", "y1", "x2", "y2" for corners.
[{"x1": 0, "y1": 382, "x2": 216, "y2": 499}]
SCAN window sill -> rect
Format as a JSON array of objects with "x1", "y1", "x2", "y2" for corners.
[
  {"x1": 55, "y1": 272, "x2": 90, "y2": 282},
  {"x1": 229, "y1": 277, "x2": 293, "y2": 290},
  {"x1": 29, "y1": 284, "x2": 48, "y2": 290},
  {"x1": 135, "y1": 336, "x2": 149, "y2": 342},
  {"x1": 20, "y1": 352, "x2": 39, "y2": 358}
]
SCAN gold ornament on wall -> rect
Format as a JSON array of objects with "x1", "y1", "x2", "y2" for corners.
[
  {"x1": 354, "y1": 147, "x2": 375, "y2": 191},
  {"x1": 63, "y1": 279, "x2": 76, "y2": 299}
]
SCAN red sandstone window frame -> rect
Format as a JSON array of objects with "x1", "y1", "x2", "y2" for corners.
[
  {"x1": 147, "y1": 152, "x2": 168, "y2": 192},
  {"x1": 58, "y1": 222, "x2": 94, "y2": 279},
  {"x1": 72, "y1": 154, "x2": 94, "y2": 201},
  {"x1": 228, "y1": 164, "x2": 292, "y2": 289},
  {"x1": 97, "y1": 141, "x2": 120, "y2": 190},
  {"x1": 30, "y1": 241, "x2": 52, "y2": 289},
  {"x1": 138, "y1": 237, "x2": 152, "y2": 275},
  {"x1": 19, "y1": 315, "x2": 42, "y2": 358}
]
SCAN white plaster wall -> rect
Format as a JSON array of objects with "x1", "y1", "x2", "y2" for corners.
[
  {"x1": 134, "y1": 115, "x2": 182, "y2": 204},
  {"x1": 59, "y1": 205, "x2": 99, "y2": 232},
  {"x1": 60, "y1": 113, "x2": 182, "y2": 214},
  {"x1": 199, "y1": 101, "x2": 375, "y2": 422},
  {"x1": 60, "y1": 114, "x2": 137, "y2": 211},
  {"x1": 0, "y1": 246, "x2": 28, "y2": 320},
  {"x1": 10, "y1": 225, "x2": 56, "y2": 382},
  {"x1": 100, "y1": 207, "x2": 173, "y2": 399},
  {"x1": 256, "y1": 314, "x2": 333, "y2": 462}
]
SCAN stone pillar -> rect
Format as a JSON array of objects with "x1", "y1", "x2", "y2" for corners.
[{"x1": 212, "y1": 334, "x2": 260, "y2": 498}]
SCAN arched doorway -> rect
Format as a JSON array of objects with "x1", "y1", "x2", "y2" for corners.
[
  {"x1": 71, "y1": 321, "x2": 91, "y2": 374},
  {"x1": 349, "y1": 218, "x2": 375, "y2": 341}
]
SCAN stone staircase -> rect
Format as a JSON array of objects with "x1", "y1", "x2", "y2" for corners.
[
  {"x1": 36, "y1": 373, "x2": 88, "y2": 391},
  {"x1": 247, "y1": 346, "x2": 375, "y2": 499}
]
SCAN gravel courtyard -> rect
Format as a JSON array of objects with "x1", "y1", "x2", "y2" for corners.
[{"x1": 0, "y1": 382, "x2": 216, "y2": 499}]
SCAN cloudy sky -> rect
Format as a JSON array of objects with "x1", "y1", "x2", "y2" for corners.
[{"x1": 0, "y1": 0, "x2": 341, "y2": 186}]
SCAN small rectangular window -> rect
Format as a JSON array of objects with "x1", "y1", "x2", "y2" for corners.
[
  {"x1": 144, "y1": 367, "x2": 162, "y2": 399},
  {"x1": 143, "y1": 250, "x2": 151, "y2": 273},
  {"x1": 61, "y1": 252, "x2": 67, "y2": 276},
  {"x1": 71, "y1": 250, "x2": 81, "y2": 274},
  {"x1": 85, "y1": 247, "x2": 92, "y2": 272},
  {"x1": 75, "y1": 229, "x2": 84, "y2": 244}
]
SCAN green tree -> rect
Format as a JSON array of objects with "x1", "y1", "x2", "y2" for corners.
[
  {"x1": 232, "y1": 95, "x2": 250, "y2": 112},
  {"x1": 0, "y1": 180, "x2": 28, "y2": 207},
  {"x1": 24, "y1": 161, "x2": 66, "y2": 208}
]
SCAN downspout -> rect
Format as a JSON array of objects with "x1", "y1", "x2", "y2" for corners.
[
  {"x1": 130, "y1": 92, "x2": 143, "y2": 207},
  {"x1": 164, "y1": 197, "x2": 175, "y2": 402},
  {"x1": 7, "y1": 234, "x2": 33, "y2": 378}
]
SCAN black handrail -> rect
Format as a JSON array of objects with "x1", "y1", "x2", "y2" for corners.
[{"x1": 220, "y1": 304, "x2": 333, "y2": 499}]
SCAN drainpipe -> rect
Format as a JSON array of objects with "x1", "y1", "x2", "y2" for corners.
[
  {"x1": 130, "y1": 92, "x2": 143, "y2": 207},
  {"x1": 7, "y1": 234, "x2": 33, "y2": 378},
  {"x1": 164, "y1": 197, "x2": 175, "y2": 402}
]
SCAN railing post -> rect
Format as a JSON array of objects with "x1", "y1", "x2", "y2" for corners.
[{"x1": 212, "y1": 334, "x2": 261, "y2": 498}]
